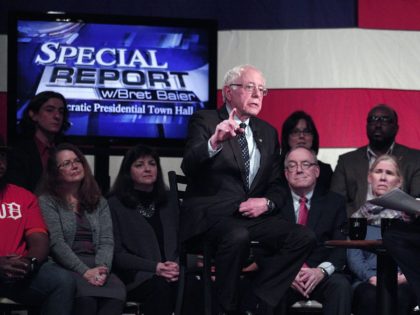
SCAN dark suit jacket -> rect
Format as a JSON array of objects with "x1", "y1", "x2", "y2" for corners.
[
  {"x1": 280, "y1": 187, "x2": 347, "y2": 270},
  {"x1": 331, "y1": 143, "x2": 420, "y2": 216},
  {"x1": 108, "y1": 195, "x2": 178, "y2": 290},
  {"x1": 181, "y1": 105, "x2": 286, "y2": 241},
  {"x1": 7, "y1": 138, "x2": 43, "y2": 192}
]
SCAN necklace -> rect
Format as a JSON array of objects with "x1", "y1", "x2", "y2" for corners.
[
  {"x1": 68, "y1": 201, "x2": 79, "y2": 212},
  {"x1": 137, "y1": 202, "x2": 155, "y2": 218}
]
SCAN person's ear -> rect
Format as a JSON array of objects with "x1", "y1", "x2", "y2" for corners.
[
  {"x1": 368, "y1": 173, "x2": 373, "y2": 185},
  {"x1": 29, "y1": 110, "x2": 37, "y2": 122},
  {"x1": 223, "y1": 85, "x2": 233, "y2": 102},
  {"x1": 314, "y1": 165, "x2": 320, "y2": 179}
]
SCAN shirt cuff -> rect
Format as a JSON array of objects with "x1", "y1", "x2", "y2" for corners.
[
  {"x1": 318, "y1": 262, "x2": 335, "y2": 276},
  {"x1": 208, "y1": 139, "x2": 222, "y2": 157}
]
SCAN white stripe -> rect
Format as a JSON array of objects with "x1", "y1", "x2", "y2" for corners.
[
  {"x1": 3, "y1": 29, "x2": 420, "y2": 92},
  {"x1": 218, "y1": 28, "x2": 420, "y2": 90}
]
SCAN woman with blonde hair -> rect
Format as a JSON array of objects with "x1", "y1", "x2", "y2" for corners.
[{"x1": 347, "y1": 154, "x2": 416, "y2": 315}]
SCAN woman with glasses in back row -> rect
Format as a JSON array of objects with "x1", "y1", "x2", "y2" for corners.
[
  {"x1": 280, "y1": 111, "x2": 333, "y2": 194},
  {"x1": 38, "y1": 143, "x2": 126, "y2": 315}
]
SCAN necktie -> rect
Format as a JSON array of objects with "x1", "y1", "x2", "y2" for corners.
[
  {"x1": 297, "y1": 197, "x2": 309, "y2": 225},
  {"x1": 237, "y1": 123, "x2": 250, "y2": 191}
]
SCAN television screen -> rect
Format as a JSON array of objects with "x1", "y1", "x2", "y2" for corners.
[{"x1": 8, "y1": 12, "x2": 217, "y2": 154}]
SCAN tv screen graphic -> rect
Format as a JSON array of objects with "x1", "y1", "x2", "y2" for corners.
[{"x1": 8, "y1": 12, "x2": 217, "y2": 151}]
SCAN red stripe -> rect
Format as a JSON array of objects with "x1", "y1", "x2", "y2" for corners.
[
  {"x1": 217, "y1": 88, "x2": 420, "y2": 149},
  {"x1": 3, "y1": 90, "x2": 420, "y2": 149},
  {"x1": 359, "y1": 0, "x2": 420, "y2": 30}
]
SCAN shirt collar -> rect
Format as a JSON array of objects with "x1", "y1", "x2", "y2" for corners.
[
  {"x1": 367, "y1": 142, "x2": 395, "y2": 160},
  {"x1": 290, "y1": 189, "x2": 314, "y2": 204},
  {"x1": 226, "y1": 104, "x2": 250, "y2": 126}
]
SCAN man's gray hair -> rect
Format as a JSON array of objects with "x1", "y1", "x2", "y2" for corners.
[
  {"x1": 221, "y1": 64, "x2": 265, "y2": 102},
  {"x1": 284, "y1": 146, "x2": 318, "y2": 167}
]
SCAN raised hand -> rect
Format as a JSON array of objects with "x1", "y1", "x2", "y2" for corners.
[{"x1": 209, "y1": 108, "x2": 245, "y2": 149}]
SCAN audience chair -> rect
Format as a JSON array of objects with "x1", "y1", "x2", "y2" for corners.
[
  {"x1": 123, "y1": 301, "x2": 142, "y2": 315},
  {"x1": 168, "y1": 170, "x2": 212, "y2": 315},
  {"x1": 168, "y1": 171, "x2": 260, "y2": 315},
  {"x1": 0, "y1": 297, "x2": 39, "y2": 315},
  {"x1": 289, "y1": 300, "x2": 323, "y2": 314}
]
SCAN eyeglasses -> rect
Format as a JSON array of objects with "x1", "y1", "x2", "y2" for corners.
[
  {"x1": 230, "y1": 83, "x2": 268, "y2": 96},
  {"x1": 57, "y1": 158, "x2": 82, "y2": 170},
  {"x1": 290, "y1": 128, "x2": 313, "y2": 138},
  {"x1": 285, "y1": 161, "x2": 318, "y2": 172},
  {"x1": 367, "y1": 115, "x2": 394, "y2": 125}
]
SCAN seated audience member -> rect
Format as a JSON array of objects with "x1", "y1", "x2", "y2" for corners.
[
  {"x1": 181, "y1": 64, "x2": 316, "y2": 314},
  {"x1": 347, "y1": 155, "x2": 417, "y2": 315},
  {"x1": 0, "y1": 138, "x2": 75, "y2": 315},
  {"x1": 331, "y1": 104, "x2": 420, "y2": 216},
  {"x1": 279, "y1": 147, "x2": 351, "y2": 315},
  {"x1": 38, "y1": 143, "x2": 126, "y2": 315},
  {"x1": 280, "y1": 111, "x2": 333, "y2": 194},
  {"x1": 8, "y1": 91, "x2": 70, "y2": 192},
  {"x1": 108, "y1": 145, "x2": 178, "y2": 315}
]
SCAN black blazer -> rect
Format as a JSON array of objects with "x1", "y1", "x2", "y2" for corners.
[
  {"x1": 7, "y1": 138, "x2": 43, "y2": 192},
  {"x1": 280, "y1": 187, "x2": 347, "y2": 270},
  {"x1": 180, "y1": 105, "x2": 286, "y2": 241},
  {"x1": 108, "y1": 194, "x2": 178, "y2": 290}
]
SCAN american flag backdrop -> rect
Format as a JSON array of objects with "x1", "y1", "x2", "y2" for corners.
[{"x1": 1, "y1": 0, "x2": 420, "y2": 162}]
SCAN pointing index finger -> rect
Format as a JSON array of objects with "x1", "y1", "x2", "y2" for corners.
[{"x1": 229, "y1": 108, "x2": 237, "y2": 121}]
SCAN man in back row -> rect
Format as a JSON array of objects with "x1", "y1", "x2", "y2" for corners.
[
  {"x1": 331, "y1": 104, "x2": 420, "y2": 216},
  {"x1": 0, "y1": 138, "x2": 75, "y2": 315},
  {"x1": 181, "y1": 64, "x2": 315, "y2": 314}
]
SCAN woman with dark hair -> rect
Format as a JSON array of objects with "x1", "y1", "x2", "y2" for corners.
[
  {"x1": 38, "y1": 143, "x2": 126, "y2": 315},
  {"x1": 8, "y1": 91, "x2": 71, "y2": 192},
  {"x1": 108, "y1": 144, "x2": 178, "y2": 315},
  {"x1": 280, "y1": 110, "x2": 333, "y2": 193}
]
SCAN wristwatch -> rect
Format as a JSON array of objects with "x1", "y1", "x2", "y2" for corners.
[
  {"x1": 28, "y1": 257, "x2": 39, "y2": 273},
  {"x1": 265, "y1": 198, "x2": 276, "y2": 213},
  {"x1": 319, "y1": 267, "x2": 329, "y2": 278}
]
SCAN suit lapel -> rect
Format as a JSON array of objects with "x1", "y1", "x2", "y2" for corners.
[
  {"x1": 283, "y1": 193, "x2": 297, "y2": 223},
  {"x1": 355, "y1": 149, "x2": 369, "y2": 206},
  {"x1": 249, "y1": 118, "x2": 265, "y2": 192},
  {"x1": 219, "y1": 106, "x2": 248, "y2": 186},
  {"x1": 307, "y1": 189, "x2": 323, "y2": 230}
]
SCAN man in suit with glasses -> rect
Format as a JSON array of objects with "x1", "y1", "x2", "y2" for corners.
[{"x1": 181, "y1": 64, "x2": 315, "y2": 315}]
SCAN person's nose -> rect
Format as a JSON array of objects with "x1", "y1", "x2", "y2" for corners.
[{"x1": 296, "y1": 163, "x2": 304, "y2": 173}]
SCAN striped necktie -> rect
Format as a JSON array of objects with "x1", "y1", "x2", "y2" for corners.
[{"x1": 237, "y1": 123, "x2": 250, "y2": 191}]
